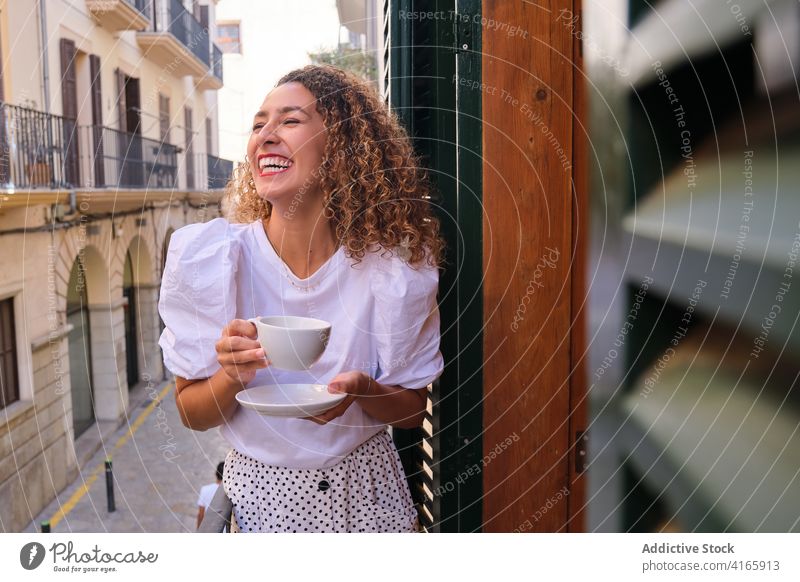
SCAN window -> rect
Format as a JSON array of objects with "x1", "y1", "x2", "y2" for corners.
[
  {"x1": 205, "y1": 118, "x2": 213, "y2": 156},
  {"x1": 0, "y1": 297, "x2": 19, "y2": 410},
  {"x1": 216, "y1": 22, "x2": 241, "y2": 54}
]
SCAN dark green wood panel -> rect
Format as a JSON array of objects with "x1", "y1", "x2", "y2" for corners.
[{"x1": 386, "y1": 0, "x2": 483, "y2": 532}]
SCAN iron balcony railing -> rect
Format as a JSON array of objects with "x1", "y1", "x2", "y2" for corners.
[
  {"x1": 126, "y1": 0, "x2": 152, "y2": 18},
  {"x1": 80, "y1": 125, "x2": 179, "y2": 189},
  {"x1": 153, "y1": 0, "x2": 210, "y2": 67},
  {"x1": 0, "y1": 100, "x2": 234, "y2": 191},
  {"x1": 0, "y1": 101, "x2": 78, "y2": 189},
  {"x1": 211, "y1": 42, "x2": 223, "y2": 82},
  {"x1": 207, "y1": 154, "x2": 233, "y2": 189}
]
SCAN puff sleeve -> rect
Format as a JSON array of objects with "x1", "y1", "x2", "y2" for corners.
[
  {"x1": 158, "y1": 218, "x2": 241, "y2": 380},
  {"x1": 370, "y1": 254, "x2": 444, "y2": 389}
]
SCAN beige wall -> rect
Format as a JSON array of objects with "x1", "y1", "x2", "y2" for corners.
[
  {"x1": 0, "y1": 0, "x2": 227, "y2": 532},
  {"x1": 3, "y1": 1, "x2": 219, "y2": 158},
  {"x1": 0, "y1": 201, "x2": 221, "y2": 532}
]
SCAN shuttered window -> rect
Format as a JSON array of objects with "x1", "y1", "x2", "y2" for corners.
[
  {"x1": 89, "y1": 54, "x2": 105, "y2": 186},
  {"x1": 0, "y1": 297, "x2": 19, "y2": 411},
  {"x1": 59, "y1": 38, "x2": 80, "y2": 186}
]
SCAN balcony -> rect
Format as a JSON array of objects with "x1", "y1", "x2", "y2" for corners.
[
  {"x1": 206, "y1": 154, "x2": 233, "y2": 189},
  {"x1": 0, "y1": 101, "x2": 77, "y2": 190},
  {"x1": 87, "y1": 0, "x2": 151, "y2": 31},
  {"x1": 137, "y1": 0, "x2": 211, "y2": 80},
  {"x1": 0, "y1": 101, "x2": 234, "y2": 201},
  {"x1": 80, "y1": 125, "x2": 179, "y2": 190},
  {"x1": 197, "y1": 42, "x2": 224, "y2": 90}
]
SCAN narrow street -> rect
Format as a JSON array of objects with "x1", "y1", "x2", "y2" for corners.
[{"x1": 26, "y1": 380, "x2": 230, "y2": 533}]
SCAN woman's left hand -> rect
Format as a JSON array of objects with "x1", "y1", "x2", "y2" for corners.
[{"x1": 303, "y1": 370, "x2": 370, "y2": 425}]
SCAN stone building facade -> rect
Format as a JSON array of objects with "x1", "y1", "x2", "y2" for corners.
[{"x1": 0, "y1": 0, "x2": 231, "y2": 531}]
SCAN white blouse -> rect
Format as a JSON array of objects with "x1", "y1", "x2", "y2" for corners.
[{"x1": 158, "y1": 218, "x2": 443, "y2": 469}]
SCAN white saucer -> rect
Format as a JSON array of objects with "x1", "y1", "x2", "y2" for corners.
[{"x1": 235, "y1": 384, "x2": 347, "y2": 418}]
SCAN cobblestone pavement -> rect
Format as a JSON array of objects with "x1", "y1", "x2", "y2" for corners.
[{"x1": 27, "y1": 378, "x2": 231, "y2": 533}]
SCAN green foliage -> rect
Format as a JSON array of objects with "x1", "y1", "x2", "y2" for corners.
[{"x1": 308, "y1": 46, "x2": 377, "y2": 83}]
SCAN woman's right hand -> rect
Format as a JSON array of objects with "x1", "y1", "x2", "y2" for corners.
[{"x1": 215, "y1": 319, "x2": 269, "y2": 386}]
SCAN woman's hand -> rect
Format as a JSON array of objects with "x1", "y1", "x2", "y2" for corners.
[
  {"x1": 303, "y1": 370, "x2": 369, "y2": 425},
  {"x1": 215, "y1": 319, "x2": 269, "y2": 386}
]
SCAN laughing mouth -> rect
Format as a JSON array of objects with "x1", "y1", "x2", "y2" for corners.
[{"x1": 258, "y1": 155, "x2": 293, "y2": 176}]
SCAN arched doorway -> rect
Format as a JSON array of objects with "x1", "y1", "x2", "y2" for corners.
[
  {"x1": 67, "y1": 258, "x2": 94, "y2": 437},
  {"x1": 123, "y1": 236, "x2": 158, "y2": 386},
  {"x1": 159, "y1": 229, "x2": 175, "y2": 333},
  {"x1": 123, "y1": 250, "x2": 138, "y2": 389}
]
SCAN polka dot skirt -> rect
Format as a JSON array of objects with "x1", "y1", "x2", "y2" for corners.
[{"x1": 222, "y1": 430, "x2": 419, "y2": 533}]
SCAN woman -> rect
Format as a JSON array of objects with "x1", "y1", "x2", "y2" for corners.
[{"x1": 159, "y1": 65, "x2": 444, "y2": 532}]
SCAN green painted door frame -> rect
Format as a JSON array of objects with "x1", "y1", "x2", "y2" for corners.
[{"x1": 386, "y1": 0, "x2": 484, "y2": 532}]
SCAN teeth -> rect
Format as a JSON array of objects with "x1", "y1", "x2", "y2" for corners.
[{"x1": 259, "y1": 156, "x2": 293, "y2": 170}]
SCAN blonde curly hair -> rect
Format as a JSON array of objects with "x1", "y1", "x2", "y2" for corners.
[{"x1": 224, "y1": 64, "x2": 444, "y2": 267}]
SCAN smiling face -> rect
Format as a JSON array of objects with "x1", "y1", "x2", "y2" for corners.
[{"x1": 247, "y1": 82, "x2": 328, "y2": 206}]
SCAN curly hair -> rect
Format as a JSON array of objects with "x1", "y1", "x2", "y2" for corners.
[{"x1": 224, "y1": 64, "x2": 444, "y2": 267}]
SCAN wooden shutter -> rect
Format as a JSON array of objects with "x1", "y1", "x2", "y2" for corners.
[
  {"x1": 89, "y1": 54, "x2": 105, "y2": 186},
  {"x1": 59, "y1": 39, "x2": 78, "y2": 119},
  {"x1": 0, "y1": 297, "x2": 19, "y2": 411},
  {"x1": 184, "y1": 107, "x2": 194, "y2": 189},
  {"x1": 115, "y1": 68, "x2": 127, "y2": 133},
  {"x1": 59, "y1": 38, "x2": 80, "y2": 186},
  {"x1": 159, "y1": 94, "x2": 170, "y2": 143}
]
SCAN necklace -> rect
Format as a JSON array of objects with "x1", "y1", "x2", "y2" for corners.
[{"x1": 263, "y1": 224, "x2": 340, "y2": 293}]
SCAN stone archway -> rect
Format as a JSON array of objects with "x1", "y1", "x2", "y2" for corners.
[
  {"x1": 63, "y1": 244, "x2": 118, "y2": 431},
  {"x1": 66, "y1": 256, "x2": 94, "y2": 438},
  {"x1": 122, "y1": 235, "x2": 160, "y2": 385}
]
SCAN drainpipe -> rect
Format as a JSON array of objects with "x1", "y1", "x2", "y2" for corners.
[{"x1": 39, "y1": 0, "x2": 51, "y2": 112}]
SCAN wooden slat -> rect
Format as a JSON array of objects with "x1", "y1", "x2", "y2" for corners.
[
  {"x1": 481, "y1": 0, "x2": 579, "y2": 532},
  {"x1": 60, "y1": 38, "x2": 80, "y2": 185},
  {"x1": 115, "y1": 68, "x2": 127, "y2": 132},
  {"x1": 89, "y1": 54, "x2": 105, "y2": 186}
]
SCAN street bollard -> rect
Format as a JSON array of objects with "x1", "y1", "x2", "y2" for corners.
[
  {"x1": 105, "y1": 457, "x2": 116, "y2": 513},
  {"x1": 40, "y1": 521, "x2": 50, "y2": 533}
]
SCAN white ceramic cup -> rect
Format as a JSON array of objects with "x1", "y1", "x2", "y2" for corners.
[{"x1": 248, "y1": 315, "x2": 331, "y2": 371}]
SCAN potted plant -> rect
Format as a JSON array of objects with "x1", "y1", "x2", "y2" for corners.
[{"x1": 18, "y1": 98, "x2": 53, "y2": 186}]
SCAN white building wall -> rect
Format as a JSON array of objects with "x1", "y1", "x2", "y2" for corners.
[{"x1": 215, "y1": 0, "x2": 340, "y2": 162}]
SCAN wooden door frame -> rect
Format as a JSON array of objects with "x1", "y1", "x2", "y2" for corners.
[
  {"x1": 385, "y1": 0, "x2": 587, "y2": 532},
  {"x1": 480, "y1": 0, "x2": 587, "y2": 532}
]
